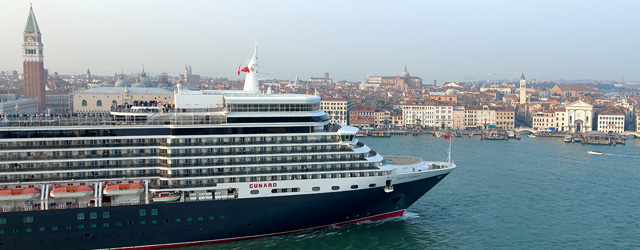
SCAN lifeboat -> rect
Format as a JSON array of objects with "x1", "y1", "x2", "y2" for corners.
[
  {"x1": 152, "y1": 192, "x2": 181, "y2": 202},
  {"x1": 50, "y1": 184, "x2": 94, "y2": 198},
  {"x1": 103, "y1": 182, "x2": 144, "y2": 196},
  {"x1": 0, "y1": 186, "x2": 40, "y2": 201}
]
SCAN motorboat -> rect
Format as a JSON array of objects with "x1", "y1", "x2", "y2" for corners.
[
  {"x1": 564, "y1": 134, "x2": 572, "y2": 143},
  {"x1": 528, "y1": 134, "x2": 536, "y2": 138},
  {"x1": 587, "y1": 151, "x2": 603, "y2": 155}
]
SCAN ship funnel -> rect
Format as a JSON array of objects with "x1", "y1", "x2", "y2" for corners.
[{"x1": 242, "y1": 42, "x2": 260, "y2": 92}]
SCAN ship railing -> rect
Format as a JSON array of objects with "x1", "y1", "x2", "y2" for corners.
[
  {"x1": 1, "y1": 173, "x2": 159, "y2": 183},
  {"x1": 0, "y1": 142, "x2": 161, "y2": 150},
  {"x1": 159, "y1": 166, "x2": 379, "y2": 178},
  {"x1": 157, "y1": 148, "x2": 353, "y2": 158},
  {"x1": 160, "y1": 158, "x2": 367, "y2": 168},
  {"x1": 0, "y1": 153, "x2": 159, "y2": 162},
  {"x1": 157, "y1": 139, "x2": 339, "y2": 147},
  {"x1": 1, "y1": 163, "x2": 159, "y2": 173}
]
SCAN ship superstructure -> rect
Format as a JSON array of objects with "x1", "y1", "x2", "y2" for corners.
[{"x1": 0, "y1": 46, "x2": 455, "y2": 249}]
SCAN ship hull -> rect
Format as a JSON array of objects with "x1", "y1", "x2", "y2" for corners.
[{"x1": 0, "y1": 172, "x2": 449, "y2": 250}]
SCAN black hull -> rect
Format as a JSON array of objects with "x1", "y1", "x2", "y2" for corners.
[{"x1": 0, "y1": 173, "x2": 449, "y2": 249}]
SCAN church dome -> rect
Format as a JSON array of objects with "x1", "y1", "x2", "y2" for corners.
[
  {"x1": 114, "y1": 76, "x2": 131, "y2": 87},
  {"x1": 135, "y1": 69, "x2": 155, "y2": 87},
  {"x1": 538, "y1": 87, "x2": 550, "y2": 99},
  {"x1": 445, "y1": 88, "x2": 457, "y2": 96},
  {"x1": 132, "y1": 81, "x2": 147, "y2": 88}
]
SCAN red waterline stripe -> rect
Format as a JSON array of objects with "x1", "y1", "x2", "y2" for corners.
[{"x1": 116, "y1": 209, "x2": 405, "y2": 250}]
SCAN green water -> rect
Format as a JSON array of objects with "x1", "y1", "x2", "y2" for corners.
[{"x1": 179, "y1": 135, "x2": 640, "y2": 250}]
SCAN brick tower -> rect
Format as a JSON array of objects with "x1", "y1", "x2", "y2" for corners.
[{"x1": 23, "y1": 4, "x2": 46, "y2": 111}]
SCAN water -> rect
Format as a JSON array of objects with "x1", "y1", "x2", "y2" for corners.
[{"x1": 179, "y1": 136, "x2": 640, "y2": 250}]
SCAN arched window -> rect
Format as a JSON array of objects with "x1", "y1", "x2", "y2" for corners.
[
  {"x1": 82, "y1": 100, "x2": 87, "y2": 106},
  {"x1": 112, "y1": 100, "x2": 117, "y2": 107},
  {"x1": 96, "y1": 100, "x2": 102, "y2": 106}
]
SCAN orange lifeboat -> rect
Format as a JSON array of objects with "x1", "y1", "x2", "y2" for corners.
[
  {"x1": 0, "y1": 186, "x2": 40, "y2": 201},
  {"x1": 103, "y1": 182, "x2": 144, "y2": 196},
  {"x1": 50, "y1": 184, "x2": 94, "y2": 198}
]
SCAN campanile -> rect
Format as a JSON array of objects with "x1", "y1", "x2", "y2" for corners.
[{"x1": 23, "y1": 4, "x2": 46, "y2": 111}]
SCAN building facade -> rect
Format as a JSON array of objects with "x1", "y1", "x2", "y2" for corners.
[
  {"x1": 565, "y1": 100, "x2": 593, "y2": 133},
  {"x1": 495, "y1": 108, "x2": 515, "y2": 130},
  {"x1": 348, "y1": 105, "x2": 375, "y2": 127},
  {"x1": 597, "y1": 112, "x2": 625, "y2": 134},
  {"x1": 402, "y1": 102, "x2": 453, "y2": 129},
  {"x1": 22, "y1": 5, "x2": 47, "y2": 111},
  {"x1": 73, "y1": 87, "x2": 174, "y2": 113},
  {"x1": 320, "y1": 97, "x2": 351, "y2": 125}
]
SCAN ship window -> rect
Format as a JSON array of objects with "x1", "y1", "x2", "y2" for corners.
[
  {"x1": 78, "y1": 225, "x2": 84, "y2": 229},
  {"x1": 115, "y1": 222, "x2": 122, "y2": 227},
  {"x1": 23, "y1": 216, "x2": 34, "y2": 223},
  {"x1": 175, "y1": 218, "x2": 181, "y2": 222},
  {"x1": 103, "y1": 223, "x2": 109, "y2": 228},
  {"x1": 52, "y1": 226, "x2": 58, "y2": 231},
  {"x1": 331, "y1": 186, "x2": 340, "y2": 190},
  {"x1": 250, "y1": 190, "x2": 259, "y2": 194},
  {"x1": 312, "y1": 187, "x2": 320, "y2": 191},
  {"x1": 103, "y1": 212, "x2": 109, "y2": 218},
  {"x1": 151, "y1": 209, "x2": 158, "y2": 215},
  {"x1": 12, "y1": 229, "x2": 19, "y2": 234},
  {"x1": 208, "y1": 216, "x2": 215, "y2": 220},
  {"x1": 152, "y1": 220, "x2": 157, "y2": 224},
  {"x1": 0, "y1": 218, "x2": 5, "y2": 224},
  {"x1": 351, "y1": 185, "x2": 359, "y2": 189},
  {"x1": 198, "y1": 217, "x2": 204, "y2": 221},
  {"x1": 65, "y1": 226, "x2": 72, "y2": 230},
  {"x1": 77, "y1": 213, "x2": 85, "y2": 220},
  {"x1": 187, "y1": 218, "x2": 192, "y2": 222},
  {"x1": 369, "y1": 183, "x2": 376, "y2": 187},
  {"x1": 139, "y1": 209, "x2": 146, "y2": 216},
  {"x1": 25, "y1": 228, "x2": 32, "y2": 233},
  {"x1": 90, "y1": 212, "x2": 97, "y2": 219},
  {"x1": 220, "y1": 216, "x2": 225, "y2": 220},
  {"x1": 0, "y1": 230, "x2": 3, "y2": 234},
  {"x1": 128, "y1": 221, "x2": 134, "y2": 225},
  {"x1": 140, "y1": 221, "x2": 146, "y2": 225},
  {"x1": 91, "y1": 224, "x2": 97, "y2": 228}
]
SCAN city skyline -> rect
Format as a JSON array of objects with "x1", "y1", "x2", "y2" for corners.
[{"x1": 0, "y1": 1, "x2": 638, "y2": 82}]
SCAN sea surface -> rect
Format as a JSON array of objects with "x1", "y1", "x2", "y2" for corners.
[{"x1": 179, "y1": 135, "x2": 640, "y2": 250}]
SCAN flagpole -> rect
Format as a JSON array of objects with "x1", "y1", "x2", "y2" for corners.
[{"x1": 447, "y1": 133, "x2": 452, "y2": 163}]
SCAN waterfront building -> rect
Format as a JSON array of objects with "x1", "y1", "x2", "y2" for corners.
[
  {"x1": 390, "y1": 112, "x2": 403, "y2": 127},
  {"x1": 402, "y1": 101, "x2": 453, "y2": 129},
  {"x1": 22, "y1": 4, "x2": 47, "y2": 111},
  {"x1": 374, "y1": 110, "x2": 391, "y2": 128},
  {"x1": 495, "y1": 108, "x2": 515, "y2": 130},
  {"x1": 532, "y1": 110, "x2": 556, "y2": 131},
  {"x1": 320, "y1": 97, "x2": 352, "y2": 125},
  {"x1": 597, "y1": 111, "x2": 625, "y2": 134},
  {"x1": 477, "y1": 106, "x2": 496, "y2": 129},
  {"x1": 45, "y1": 93, "x2": 73, "y2": 113},
  {"x1": 464, "y1": 106, "x2": 479, "y2": 128},
  {"x1": 73, "y1": 87, "x2": 174, "y2": 113},
  {"x1": 519, "y1": 73, "x2": 526, "y2": 104},
  {"x1": 452, "y1": 106, "x2": 465, "y2": 130},
  {"x1": 349, "y1": 105, "x2": 375, "y2": 127},
  {"x1": 565, "y1": 100, "x2": 594, "y2": 133},
  {"x1": 636, "y1": 110, "x2": 640, "y2": 132},
  {"x1": 554, "y1": 108, "x2": 567, "y2": 132}
]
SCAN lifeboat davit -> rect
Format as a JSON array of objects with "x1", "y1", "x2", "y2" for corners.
[
  {"x1": 152, "y1": 192, "x2": 181, "y2": 202},
  {"x1": 50, "y1": 184, "x2": 94, "y2": 198},
  {"x1": 0, "y1": 186, "x2": 40, "y2": 201},
  {"x1": 103, "y1": 182, "x2": 144, "y2": 196}
]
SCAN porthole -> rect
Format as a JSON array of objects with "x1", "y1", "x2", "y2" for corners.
[
  {"x1": 369, "y1": 183, "x2": 376, "y2": 188},
  {"x1": 250, "y1": 190, "x2": 259, "y2": 194},
  {"x1": 331, "y1": 186, "x2": 340, "y2": 190},
  {"x1": 312, "y1": 187, "x2": 320, "y2": 191},
  {"x1": 351, "y1": 185, "x2": 358, "y2": 189}
]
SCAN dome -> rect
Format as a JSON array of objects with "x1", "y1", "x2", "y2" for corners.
[
  {"x1": 136, "y1": 70, "x2": 155, "y2": 87},
  {"x1": 132, "y1": 82, "x2": 147, "y2": 88},
  {"x1": 400, "y1": 66, "x2": 410, "y2": 78},
  {"x1": 114, "y1": 76, "x2": 131, "y2": 87},
  {"x1": 538, "y1": 88, "x2": 550, "y2": 99},
  {"x1": 445, "y1": 88, "x2": 457, "y2": 96}
]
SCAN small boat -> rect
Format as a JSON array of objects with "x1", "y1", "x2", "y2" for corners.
[
  {"x1": 587, "y1": 151, "x2": 603, "y2": 155},
  {"x1": 468, "y1": 132, "x2": 474, "y2": 137},
  {"x1": 507, "y1": 131, "x2": 515, "y2": 138},
  {"x1": 528, "y1": 134, "x2": 536, "y2": 138},
  {"x1": 515, "y1": 134, "x2": 521, "y2": 140},
  {"x1": 564, "y1": 134, "x2": 572, "y2": 143},
  {"x1": 573, "y1": 137, "x2": 581, "y2": 143},
  {"x1": 50, "y1": 184, "x2": 94, "y2": 198},
  {"x1": 0, "y1": 186, "x2": 40, "y2": 201},
  {"x1": 152, "y1": 192, "x2": 181, "y2": 202},
  {"x1": 103, "y1": 182, "x2": 144, "y2": 196}
]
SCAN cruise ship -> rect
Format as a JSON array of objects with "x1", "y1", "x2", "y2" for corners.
[{"x1": 0, "y1": 46, "x2": 456, "y2": 249}]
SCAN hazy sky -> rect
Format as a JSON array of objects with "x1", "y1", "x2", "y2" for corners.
[{"x1": 0, "y1": 0, "x2": 638, "y2": 82}]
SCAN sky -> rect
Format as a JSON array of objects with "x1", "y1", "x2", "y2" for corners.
[{"x1": 0, "y1": 0, "x2": 638, "y2": 83}]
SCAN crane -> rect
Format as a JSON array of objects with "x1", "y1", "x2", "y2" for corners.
[{"x1": 487, "y1": 72, "x2": 519, "y2": 84}]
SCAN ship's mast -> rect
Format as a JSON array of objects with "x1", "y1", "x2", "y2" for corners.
[{"x1": 242, "y1": 42, "x2": 260, "y2": 92}]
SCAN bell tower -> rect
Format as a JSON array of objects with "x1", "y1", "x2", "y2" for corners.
[
  {"x1": 22, "y1": 3, "x2": 46, "y2": 111},
  {"x1": 519, "y1": 72, "x2": 526, "y2": 104}
]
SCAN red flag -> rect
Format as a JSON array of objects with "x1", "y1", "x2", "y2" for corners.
[
  {"x1": 237, "y1": 64, "x2": 241, "y2": 75},
  {"x1": 241, "y1": 67, "x2": 250, "y2": 73},
  {"x1": 444, "y1": 135, "x2": 451, "y2": 139}
]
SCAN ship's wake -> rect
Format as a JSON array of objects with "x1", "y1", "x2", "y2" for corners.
[{"x1": 603, "y1": 153, "x2": 640, "y2": 158}]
